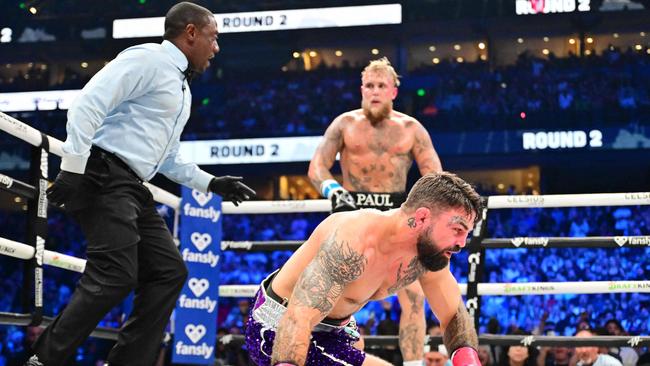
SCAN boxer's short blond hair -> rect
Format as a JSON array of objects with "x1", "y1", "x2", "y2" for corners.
[{"x1": 361, "y1": 57, "x2": 400, "y2": 87}]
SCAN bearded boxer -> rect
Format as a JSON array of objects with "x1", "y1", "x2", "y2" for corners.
[
  {"x1": 245, "y1": 172, "x2": 482, "y2": 366},
  {"x1": 308, "y1": 57, "x2": 443, "y2": 365}
]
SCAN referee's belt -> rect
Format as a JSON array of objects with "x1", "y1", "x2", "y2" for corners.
[
  {"x1": 348, "y1": 191, "x2": 406, "y2": 210},
  {"x1": 91, "y1": 145, "x2": 143, "y2": 183}
]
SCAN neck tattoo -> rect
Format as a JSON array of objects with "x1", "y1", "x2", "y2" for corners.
[{"x1": 407, "y1": 217, "x2": 416, "y2": 228}]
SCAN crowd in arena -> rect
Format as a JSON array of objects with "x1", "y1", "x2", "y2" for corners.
[{"x1": 2, "y1": 46, "x2": 650, "y2": 140}]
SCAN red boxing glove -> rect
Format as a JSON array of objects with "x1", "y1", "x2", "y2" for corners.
[{"x1": 451, "y1": 347, "x2": 482, "y2": 366}]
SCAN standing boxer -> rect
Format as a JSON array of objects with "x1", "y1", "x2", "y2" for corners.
[{"x1": 309, "y1": 57, "x2": 443, "y2": 365}]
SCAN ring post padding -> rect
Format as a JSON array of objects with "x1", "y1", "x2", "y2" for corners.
[{"x1": 23, "y1": 140, "x2": 49, "y2": 326}]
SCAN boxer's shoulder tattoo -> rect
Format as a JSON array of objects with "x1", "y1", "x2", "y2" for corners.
[
  {"x1": 293, "y1": 231, "x2": 367, "y2": 316},
  {"x1": 407, "y1": 217, "x2": 416, "y2": 228},
  {"x1": 388, "y1": 257, "x2": 425, "y2": 294},
  {"x1": 443, "y1": 302, "x2": 479, "y2": 352}
]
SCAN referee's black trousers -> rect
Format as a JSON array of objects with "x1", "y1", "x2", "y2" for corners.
[{"x1": 33, "y1": 149, "x2": 188, "y2": 366}]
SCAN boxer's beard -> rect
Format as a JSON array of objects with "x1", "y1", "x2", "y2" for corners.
[
  {"x1": 416, "y1": 228, "x2": 461, "y2": 272},
  {"x1": 362, "y1": 100, "x2": 391, "y2": 124}
]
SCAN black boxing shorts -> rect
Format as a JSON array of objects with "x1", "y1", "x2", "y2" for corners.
[{"x1": 349, "y1": 191, "x2": 406, "y2": 211}]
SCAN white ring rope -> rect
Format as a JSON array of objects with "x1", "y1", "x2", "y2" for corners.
[
  {"x1": 0, "y1": 237, "x2": 86, "y2": 273},
  {"x1": 221, "y1": 199, "x2": 330, "y2": 214},
  {"x1": 488, "y1": 192, "x2": 650, "y2": 209},
  {"x1": 0, "y1": 111, "x2": 180, "y2": 210},
  {"x1": 4, "y1": 236, "x2": 646, "y2": 298},
  {"x1": 219, "y1": 280, "x2": 650, "y2": 297}
]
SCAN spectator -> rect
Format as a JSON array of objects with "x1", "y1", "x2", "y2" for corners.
[{"x1": 573, "y1": 329, "x2": 622, "y2": 366}]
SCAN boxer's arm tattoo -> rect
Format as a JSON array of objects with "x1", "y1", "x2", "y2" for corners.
[
  {"x1": 273, "y1": 232, "x2": 367, "y2": 365},
  {"x1": 271, "y1": 313, "x2": 310, "y2": 365},
  {"x1": 292, "y1": 233, "x2": 367, "y2": 316},
  {"x1": 399, "y1": 288, "x2": 426, "y2": 360},
  {"x1": 309, "y1": 119, "x2": 344, "y2": 188},
  {"x1": 413, "y1": 124, "x2": 442, "y2": 175},
  {"x1": 443, "y1": 302, "x2": 479, "y2": 352},
  {"x1": 388, "y1": 257, "x2": 425, "y2": 294},
  {"x1": 405, "y1": 288, "x2": 424, "y2": 317},
  {"x1": 399, "y1": 323, "x2": 421, "y2": 360}
]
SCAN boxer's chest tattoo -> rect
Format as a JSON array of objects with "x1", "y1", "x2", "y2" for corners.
[
  {"x1": 387, "y1": 257, "x2": 425, "y2": 294},
  {"x1": 346, "y1": 156, "x2": 411, "y2": 191},
  {"x1": 293, "y1": 232, "x2": 367, "y2": 316}
]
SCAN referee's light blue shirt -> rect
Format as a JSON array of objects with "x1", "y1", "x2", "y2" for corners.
[{"x1": 60, "y1": 40, "x2": 213, "y2": 193}]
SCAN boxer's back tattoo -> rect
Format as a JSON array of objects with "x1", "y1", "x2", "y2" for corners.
[
  {"x1": 292, "y1": 231, "x2": 367, "y2": 317},
  {"x1": 387, "y1": 257, "x2": 425, "y2": 294}
]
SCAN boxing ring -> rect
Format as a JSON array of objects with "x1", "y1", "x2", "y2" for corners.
[{"x1": 0, "y1": 111, "x2": 648, "y2": 352}]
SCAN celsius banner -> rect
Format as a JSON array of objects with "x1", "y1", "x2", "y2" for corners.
[{"x1": 173, "y1": 188, "x2": 222, "y2": 364}]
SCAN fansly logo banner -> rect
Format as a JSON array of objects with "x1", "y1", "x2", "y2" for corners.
[{"x1": 174, "y1": 187, "x2": 222, "y2": 365}]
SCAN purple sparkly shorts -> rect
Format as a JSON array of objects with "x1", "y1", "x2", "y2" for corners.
[{"x1": 244, "y1": 272, "x2": 365, "y2": 366}]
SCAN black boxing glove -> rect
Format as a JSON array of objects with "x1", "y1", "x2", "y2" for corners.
[
  {"x1": 47, "y1": 170, "x2": 85, "y2": 207},
  {"x1": 208, "y1": 175, "x2": 256, "y2": 206}
]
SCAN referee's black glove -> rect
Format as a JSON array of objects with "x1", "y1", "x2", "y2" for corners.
[
  {"x1": 208, "y1": 176, "x2": 256, "y2": 206},
  {"x1": 47, "y1": 170, "x2": 85, "y2": 207}
]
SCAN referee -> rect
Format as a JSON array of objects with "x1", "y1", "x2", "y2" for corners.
[{"x1": 26, "y1": 3, "x2": 254, "y2": 365}]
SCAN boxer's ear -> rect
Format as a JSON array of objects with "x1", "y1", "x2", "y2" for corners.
[{"x1": 414, "y1": 207, "x2": 431, "y2": 226}]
